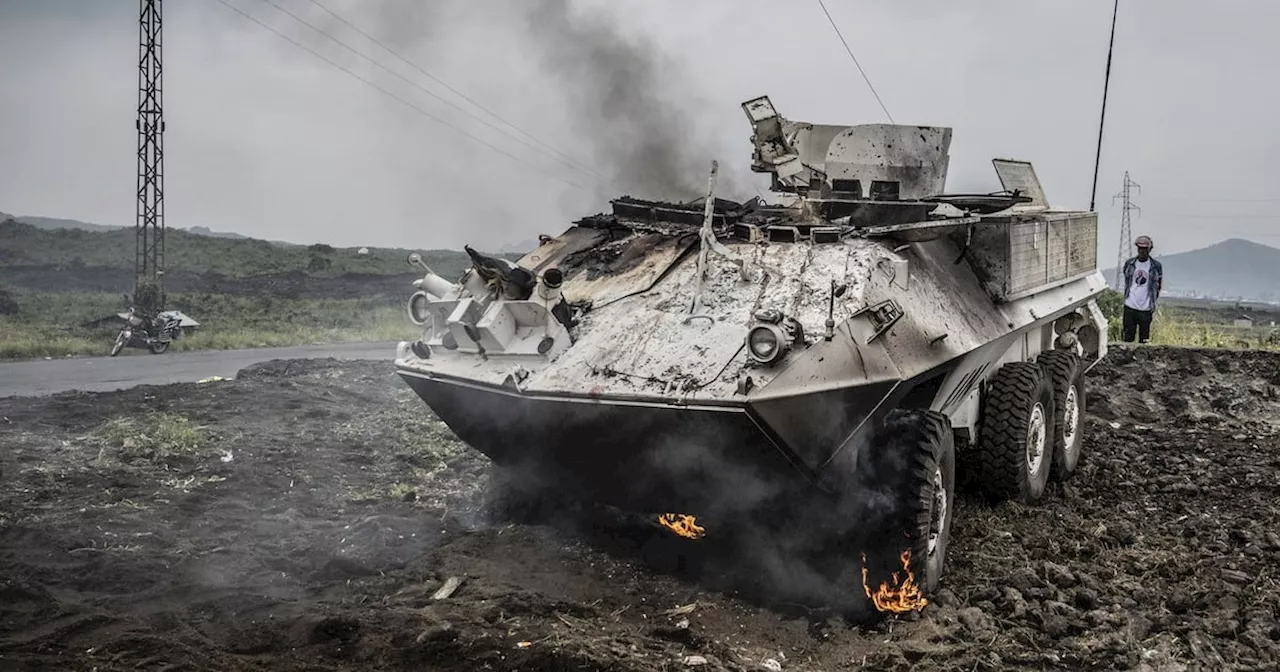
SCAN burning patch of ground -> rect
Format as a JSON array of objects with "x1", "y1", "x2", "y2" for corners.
[{"x1": 1, "y1": 346, "x2": 1278, "y2": 670}]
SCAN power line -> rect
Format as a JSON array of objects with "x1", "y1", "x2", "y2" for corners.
[
  {"x1": 249, "y1": 0, "x2": 608, "y2": 189},
  {"x1": 256, "y1": 0, "x2": 617, "y2": 190},
  {"x1": 303, "y1": 0, "x2": 616, "y2": 188},
  {"x1": 815, "y1": 0, "x2": 893, "y2": 124},
  {"x1": 210, "y1": 0, "x2": 590, "y2": 189}
]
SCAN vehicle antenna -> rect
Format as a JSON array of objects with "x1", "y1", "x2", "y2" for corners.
[{"x1": 1089, "y1": 0, "x2": 1120, "y2": 212}]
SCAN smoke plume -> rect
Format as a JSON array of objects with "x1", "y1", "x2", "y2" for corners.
[{"x1": 514, "y1": 0, "x2": 743, "y2": 203}]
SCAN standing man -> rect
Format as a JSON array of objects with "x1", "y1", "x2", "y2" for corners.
[{"x1": 1121, "y1": 235, "x2": 1162, "y2": 343}]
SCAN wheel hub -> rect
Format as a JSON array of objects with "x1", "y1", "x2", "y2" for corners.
[
  {"x1": 927, "y1": 464, "x2": 947, "y2": 561},
  {"x1": 1027, "y1": 402, "x2": 1047, "y2": 473},
  {"x1": 1062, "y1": 385, "x2": 1080, "y2": 447}
]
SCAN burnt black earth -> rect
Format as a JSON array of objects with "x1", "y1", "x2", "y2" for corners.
[{"x1": 0, "y1": 345, "x2": 1277, "y2": 671}]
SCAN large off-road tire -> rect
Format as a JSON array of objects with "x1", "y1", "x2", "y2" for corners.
[
  {"x1": 837, "y1": 408, "x2": 956, "y2": 612},
  {"x1": 975, "y1": 361, "x2": 1055, "y2": 504},
  {"x1": 1037, "y1": 349, "x2": 1085, "y2": 481},
  {"x1": 148, "y1": 341, "x2": 169, "y2": 355},
  {"x1": 110, "y1": 332, "x2": 126, "y2": 357}
]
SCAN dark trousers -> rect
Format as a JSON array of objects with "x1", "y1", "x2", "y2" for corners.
[{"x1": 1122, "y1": 306, "x2": 1153, "y2": 343}]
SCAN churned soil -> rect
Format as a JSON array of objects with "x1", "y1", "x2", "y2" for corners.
[{"x1": 1, "y1": 345, "x2": 1278, "y2": 671}]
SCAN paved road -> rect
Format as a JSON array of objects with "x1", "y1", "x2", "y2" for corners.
[{"x1": 0, "y1": 341, "x2": 400, "y2": 398}]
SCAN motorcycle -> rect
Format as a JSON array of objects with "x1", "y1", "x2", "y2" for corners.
[{"x1": 110, "y1": 306, "x2": 187, "y2": 356}]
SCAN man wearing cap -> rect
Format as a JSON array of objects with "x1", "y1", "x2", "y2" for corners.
[{"x1": 1121, "y1": 235, "x2": 1162, "y2": 343}]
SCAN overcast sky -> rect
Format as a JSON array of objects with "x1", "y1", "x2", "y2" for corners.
[{"x1": 2, "y1": 0, "x2": 1278, "y2": 261}]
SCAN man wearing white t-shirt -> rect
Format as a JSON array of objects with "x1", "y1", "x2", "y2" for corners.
[{"x1": 1121, "y1": 235, "x2": 1162, "y2": 343}]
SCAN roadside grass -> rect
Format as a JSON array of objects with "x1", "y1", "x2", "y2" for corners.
[
  {"x1": 0, "y1": 290, "x2": 418, "y2": 360},
  {"x1": 5, "y1": 286, "x2": 1279, "y2": 360},
  {"x1": 1098, "y1": 288, "x2": 1280, "y2": 350},
  {"x1": 90, "y1": 412, "x2": 214, "y2": 464}
]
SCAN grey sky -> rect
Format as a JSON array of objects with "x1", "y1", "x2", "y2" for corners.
[{"x1": 1, "y1": 0, "x2": 1277, "y2": 260}]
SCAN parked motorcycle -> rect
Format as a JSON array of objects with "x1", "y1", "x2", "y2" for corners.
[{"x1": 110, "y1": 306, "x2": 189, "y2": 356}]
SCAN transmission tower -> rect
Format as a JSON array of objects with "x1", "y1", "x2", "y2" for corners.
[
  {"x1": 1112, "y1": 171, "x2": 1141, "y2": 288},
  {"x1": 134, "y1": 0, "x2": 165, "y2": 312}
]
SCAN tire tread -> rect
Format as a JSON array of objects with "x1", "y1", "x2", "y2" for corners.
[{"x1": 974, "y1": 361, "x2": 1053, "y2": 502}]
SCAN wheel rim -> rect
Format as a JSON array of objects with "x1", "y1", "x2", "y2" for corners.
[
  {"x1": 927, "y1": 464, "x2": 947, "y2": 562},
  {"x1": 1026, "y1": 402, "x2": 1047, "y2": 473},
  {"x1": 1062, "y1": 384, "x2": 1080, "y2": 449}
]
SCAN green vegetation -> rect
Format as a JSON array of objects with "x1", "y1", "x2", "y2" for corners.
[
  {"x1": 0, "y1": 289, "x2": 418, "y2": 360},
  {"x1": 1097, "y1": 288, "x2": 1280, "y2": 350},
  {"x1": 0, "y1": 218, "x2": 489, "y2": 279},
  {"x1": 91, "y1": 412, "x2": 213, "y2": 464}
]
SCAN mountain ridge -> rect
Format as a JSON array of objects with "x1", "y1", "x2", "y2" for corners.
[{"x1": 1102, "y1": 237, "x2": 1280, "y2": 303}]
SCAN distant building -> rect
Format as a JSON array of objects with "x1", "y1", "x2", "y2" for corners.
[
  {"x1": 1233, "y1": 315, "x2": 1255, "y2": 328},
  {"x1": 357, "y1": 247, "x2": 369, "y2": 256}
]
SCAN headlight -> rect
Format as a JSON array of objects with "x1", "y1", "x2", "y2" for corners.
[
  {"x1": 746, "y1": 324, "x2": 787, "y2": 365},
  {"x1": 407, "y1": 291, "x2": 431, "y2": 326}
]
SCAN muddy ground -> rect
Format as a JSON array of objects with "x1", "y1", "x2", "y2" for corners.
[{"x1": 1, "y1": 346, "x2": 1278, "y2": 671}]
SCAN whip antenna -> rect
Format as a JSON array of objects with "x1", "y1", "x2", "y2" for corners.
[{"x1": 1089, "y1": 0, "x2": 1120, "y2": 212}]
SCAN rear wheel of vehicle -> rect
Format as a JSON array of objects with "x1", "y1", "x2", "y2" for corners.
[
  {"x1": 1037, "y1": 350, "x2": 1085, "y2": 481},
  {"x1": 974, "y1": 361, "x2": 1055, "y2": 504},
  {"x1": 831, "y1": 408, "x2": 955, "y2": 615},
  {"x1": 148, "y1": 341, "x2": 169, "y2": 355},
  {"x1": 110, "y1": 332, "x2": 126, "y2": 357}
]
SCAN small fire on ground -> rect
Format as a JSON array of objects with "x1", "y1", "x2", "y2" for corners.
[
  {"x1": 861, "y1": 549, "x2": 929, "y2": 613},
  {"x1": 657, "y1": 513, "x2": 706, "y2": 539}
]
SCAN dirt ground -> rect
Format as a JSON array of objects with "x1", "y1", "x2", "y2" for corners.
[{"x1": 1, "y1": 345, "x2": 1278, "y2": 671}]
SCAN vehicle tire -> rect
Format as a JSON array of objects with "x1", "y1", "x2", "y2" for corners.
[
  {"x1": 148, "y1": 341, "x2": 169, "y2": 355},
  {"x1": 829, "y1": 408, "x2": 955, "y2": 615},
  {"x1": 1037, "y1": 350, "x2": 1085, "y2": 481},
  {"x1": 974, "y1": 361, "x2": 1055, "y2": 504},
  {"x1": 110, "y1": 332, "x2": 126, "y2": 357}
]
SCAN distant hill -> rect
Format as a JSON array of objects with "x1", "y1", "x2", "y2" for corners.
[
  {"x1": 0, "y1": 210, "x2": 285, "y2": 242},
  {"x1": 1102, "y1": 238, "x2": 1280, "y2": 304},
  {"x1": 8, "y1": 214, "x2": 123, "y2": 233},
  {"x1": 499, "y1": 238, "x2": 540, "y2": 255},
  {"x1": 0, "y1": 217, "x2": 517, "y2": 295}
]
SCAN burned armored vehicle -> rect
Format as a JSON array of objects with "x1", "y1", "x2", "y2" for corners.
[{"x1": 394, "y1": 95, "x2": 1108, "y2": 614}]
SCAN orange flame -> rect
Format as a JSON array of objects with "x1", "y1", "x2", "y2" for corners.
[
  {"x1": 657, "y1": 513, "x2": 706, "y2": 539},
  {"x1": 860, "y1": 549, "x2": 929, "y2": 613}
]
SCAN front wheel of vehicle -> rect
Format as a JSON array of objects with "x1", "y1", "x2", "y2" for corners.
[
  {"x1": 110, "y1": 332, "x2": 126, "y2": 356},
  {"x1": 823, "y1": 408, "x2": 956, "y2": 618}
]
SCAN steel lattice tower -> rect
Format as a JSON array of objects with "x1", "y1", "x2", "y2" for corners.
[
  {"x1": 1112, "y1": 171, "x2": 1141, "y2": 288},
  {"x1": 134, "y1": 0, "x2": 165, "y2": 311}
]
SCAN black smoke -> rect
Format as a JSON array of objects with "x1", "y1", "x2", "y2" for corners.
[{"x1": 514, "y1": 0, "x2": 736, "y2": 203}]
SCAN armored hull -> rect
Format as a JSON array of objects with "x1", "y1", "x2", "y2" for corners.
[{"x1": 393, "y1": 95, "x2": 1109, "y2": 612}]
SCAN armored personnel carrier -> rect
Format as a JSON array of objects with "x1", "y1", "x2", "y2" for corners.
[{"x1": 393, "y1": 95, "x2": 1109, "y2": 614}]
